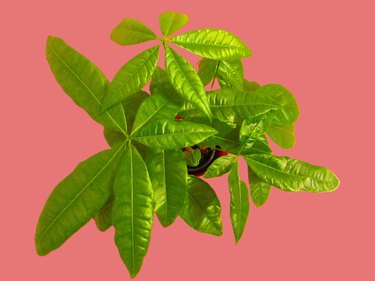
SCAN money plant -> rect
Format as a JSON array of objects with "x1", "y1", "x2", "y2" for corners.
[{"x1": 35, "y1": 12, "x2": 340, "y2": 278}]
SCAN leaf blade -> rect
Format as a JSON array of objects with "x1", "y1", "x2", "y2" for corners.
[
  {"x1": 111, "y1": 18, "x2": 157, "y2": 45},
  {"x1": 267, "y1": 123, "x2": 296, "y2": 149},
  {"x1": 247, "y1": 166, "x2": 271, "y2": 208},
  {"x1": 204, "y1": 155, "x2": 237, "y2": 178},
  {"x1": 159, "y1": 12, "x2": 189, "y2": 37}
]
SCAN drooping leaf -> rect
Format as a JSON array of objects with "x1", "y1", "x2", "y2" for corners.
[
  {"x1": 159, "y1": 12, "x2": 189, "y2": 37},
  {"x1": 247, "y1": 166, "x2": 271, "y2": 208},
  {"x1": 204, "y1": 155, "x2": 237, "y2": 178},
  {"x1": 228, "y1": 162, "x2": 250, "y2": 243},
  {"x1": 132, "y1": 94, "x2": 179, "y2": 134},
  {"x1": 147, "y1": 149, "x2": 187, "y2": 227},
  {"x1": 102, "y1": 46, "x2": 160, "y2": 111},
  {"x1": 197, "y1": 58, "x2": 220, "y2": 86},
  {"x1": 164, "y1": 45, "x2": 212, "y2": 119},
  {"x1": 267, "y1": 123, "x2": 296, "y2": 149},
  {"x1": 245, "y1": 154, "x2": 340, "y2": 192},
  {"x1": 133, "y1": 119, "x2": 217, "y2": 149},
  {"x1": 180, "y1": 176, "x2": 223, "y2": 236},
  {"x1": 46, "y1": 36, "x2": 127, "y2": 134},
  {"x1": 217, "y1": 59, "x2": 244, "y2": 90},
  {"x1": 171, "y1": 29, "x2": 251, "y2": 59},
  {"x1": 256, "y1": 84, "x2": 299, "y2": 125},
  {"x1": 35, "y1": 143, "x2": 125, "y2": 256},
  {"x1": 93, "y1": 195, "x2": 114, "y2": 231},
  {"x1": 111, "y1": 18, "x2": 157, "y2": 45},
  {"x1": 112, "y1": 144, "x2": 153, "y2": 278}
]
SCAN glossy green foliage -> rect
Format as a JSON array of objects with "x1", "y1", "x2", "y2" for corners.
[
  {"x1": 147, "y1": 149, "x2": 187, "y2": 227},
  {"x1": 228, "y1": 162, "x2": 250, "y2": 243},
  {"x1": 103, "y1": 46, "x2": 160, "y2": 111},
  {"x1": 180, "y1": 177, "x2": 223, "y2": 236},
  {"x1": 171, "y1": 29, "x2": 251, "y2": 59},
  {"x1": 38, "y1": 12, "x2": 340, "y2": 278},
  {"x1": 159, "y1": 12, "x2": 189, "y2": 37},
  {"x1": 111, "y1": 18, "x2": 157, "y2": 45},
  {"x1": 133, "y1": 119, "x2": 217, "y2": 149},
  {"x1": 165, "y1": 45, "x2": 212, "y2": 119},
  {"x1": 245, "y1": 155, "x2": 340, "y2": 192},
  {"x1": 46, "y1": 37, "x2": 127, "y2": 134},
  {"x1": 113, "y1": 144, "x2": 153, "y2": 278},
  {"x1": 204, "y1": 155, "x2": 237, "y2": 178},
  {"x1": 247, "y1": 167, "x2": 271, "y2": 208},
  {"x1": 35, "y1": 143, "x2": 125, "y2": 255}
]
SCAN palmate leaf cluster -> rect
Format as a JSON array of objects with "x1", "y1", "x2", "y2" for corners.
[{"x1": 35, "y1": 12, "x2": 340, "y2": 278}]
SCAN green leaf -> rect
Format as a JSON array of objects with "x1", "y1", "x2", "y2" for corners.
[
  {"x1": 133, "y1": 119, "x2": 217, "y2": 149},
  {"x1": 256, "y1": 84, "x2": 299, "y2": 125},
  {"x1": 228, "y1": 162, "x2": 250, "y2": 243},
  {"x1": 245, "y1": 154, "x2": 340, "y2": 192},
  {"x1": 35, "y1": 143, "x2": 125, "y2": 256},
  {"x1": 184, "y1": 147, "x2": 202, "y2": 167},
  {"x1": 197, "y1": 58, "x2": 220, "y2": 86},
  {"x1": 243, "y1": 80, "x2": 261, "y2": 91},
  {"x1": 217, "y1": 59, "x2": 244, "y2": 91},
  {"x1": 93, "y1": 195, "x2": 114, "y2": 231},
  {"x1": 132, "y1": 94, "x2": 179, "y2": 134},
  {"x1": 46, "y1": 36, "x2": 127, "y2": 134},
  {"x1": 171, "y1": 29, "x2": 251, "y2": 59},
  {"x1": 159, "y1": 12, "x2": 189, "y2": 37},
  {"x1": 147, "y1": 149, "x2": 187, "y2": 227},
  {"x1": 204, "y1": 155, "x2": 237, "y2": 178},
  {"x1": 267, "y1": 123, "x2": 296, "y2": 149},
  {"x1": 180, "y1": 176, "x2": 223, "y2": 236},
  {"x1": 241, "y1": 134, "x2": 272, "y2": 155},
  {"x1": 102, "y1": 46, "x2": 160, "y2": 111},
  {"x1": 113, "y1": 144, "x2": 153, "y2": 278},
  {"x1": 111, "y1": 18, "x2": 157, "y2": 45},
  {"x1": 239, "y1": 115, "x2": 270, "y2": 154},
  {"x1": 164, "y1": 45, "x2": 212, "y2": 119},
  {"x1": 247, "y1": 167, "x2": 271, "y2": 208}
]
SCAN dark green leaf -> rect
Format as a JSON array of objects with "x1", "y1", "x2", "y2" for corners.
[
  {"x1": 243, "y1": 80, "x2": 261, "y2": 91},
  {"x1": 147, "y1": 149, "x2": 187, "y2": 227},
  {"x1": 111, "y1": 18, "x2": 157, "y2": 45},
  {"x1": 184, "y1": 147, "x2": 202, "y2": 167},
  {"x1": 197, "y1": 58, "x2": 220, "y2": 86},
  {"x1": 159, "y1": 12, "x2": 189, "y2": 37},
  {"x1": 113, "y1": 144, "x2": 153, "y2": 278},
  {"x1": 102, "y1": 46, "x2": 160, "y2": 111},
  {"x1": 245, "y1": 154, "x2": 340, "y2": 192},
  {"x1": 93, "y1": 195, "x2": 114, "y2": 231},
  {"x1": 35, "y1": 143, "x2": 125, "y2": 256},
  {"x1": 171, "y1": 29, "x2": 251, "y2": 59},
  {"x1": 180, "y1": 176, "x2": 223, "y2": 236},
  {"x1": 46, "y1": 36, "x2": 127, "y2": 134},
  {"x1": 165, "y1": 45, "x2": 212, "y2": 119},
  {"x1": 247, "y1": 167, "x2": 271, "y2": 207},
  {"x1": 228, "y1": 162, "x2": 250, "y2": 243},
  {"x1": 204, "y1": 155, "x2": 237, "y2": 178}
]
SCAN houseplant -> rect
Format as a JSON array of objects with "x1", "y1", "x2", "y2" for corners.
[{"x1": 35, "y1": 12, "x2": 340, "y2": 278}]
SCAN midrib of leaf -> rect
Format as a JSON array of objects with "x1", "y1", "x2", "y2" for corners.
[
  {"x1": 37, "y1": 142, "x2": 125, "y2": 244},
  {"x1": 125, "y1": 29, "x2": 156, "y2": 40},
  {"x1": 187, "y1": 191, "x2": 221, "y2": 233},
  {"x1": 167, "y1": 48, "x2": 209, "y2": 112},
  {"x1": 162, "y1": 151, "x2": 168, "y2": 222},
  {"x1": 129, "y1": 145, "x2": 135, "y2": 274},
  {"x1": 116, "y1": 46, "x2": 159, "y2": 94},
  {"x1": 246, "y1": 157, "x2": 333, "y2": 184},
  {"x1": 49, "y1": 45, "x2": 127, "y2": 135},
  {"x1": 135, "y1": 130, "x2": 212, "y2": 139},
  {"x1": 214, "y1": 136, "x2": 240, "y2": 146},
  {"x1": 172, "y1": 38, "x2": 238, "y2": 50}
]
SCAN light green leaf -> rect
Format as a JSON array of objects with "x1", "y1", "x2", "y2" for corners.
[
  {"x1": 46, "y1": 36, "x2": 127, "y2": 134},
  {"x1": 180, "y1": 176, "x2": 223, "y2": 236},
  {"x1": 102, "y1": 46, "x2": 160, "y2": 111},
  {"x1": 204, "y1": 155, "x2": 237, "y2": 178},
  {"x1": 93, "y1": 195, "x2": 114, "y2": 231},
  {"x1": 256, "y1": 84, "x2": 299, "y2": 125},
  {"x1": 113, "y1": 144, "x2": 153, "y2": 278},
  {"x1": 267, "y1": 123, "x2": 296, "y2": 149},
  {"x1": 217, "y1": 59, "x2": 244, "y2": 90},
  {"x1": 171, "y1": 29, "x2": 251, "y2": 59},
  {"x1": 147, "y1": 149, "x2": 187, "y2": 227},
  {"x1": 133, "y1": 119, "x2": 217, "y2": 149},
  {"x1": 132, "y1": 94, "x2": 179, "y2": 134},
  {"x1": 239, "y1": 115, "x2": 270, "y2": 154},
  {"x1": 247, "y1": 167, "x2": 271, "y2": 208},
  {"x1": 197, "y1": 58, "x2": 220, "y2": 86},
  {"x1": 245, "y1": 154, "x2": 340, "y2": 192},
  {"x1": 159, "y1": 12, "x2": 189, "y2": 37},
  {"x1": 111, "y1": 18, "x2": 157, "y2": 45},
  {"x1": 35, "y1": 143, "x2": 125, "y2": 256},
  {"x1": 184, "y1": 147, "x2": 202, "y2": 167},
  {"x1": 241, "y1": 134, "x2": 272, "y2": 155},
  {"x1": 228, "y1": 162, "x2": 250, "y2": 243},
  {"x1": 165, "y1": 45, "x2": 212, "y2": 119}
]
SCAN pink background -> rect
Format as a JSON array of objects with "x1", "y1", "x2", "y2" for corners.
[{"x1": 1, "y1": 0, "x2": 374, "y2": 280}]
